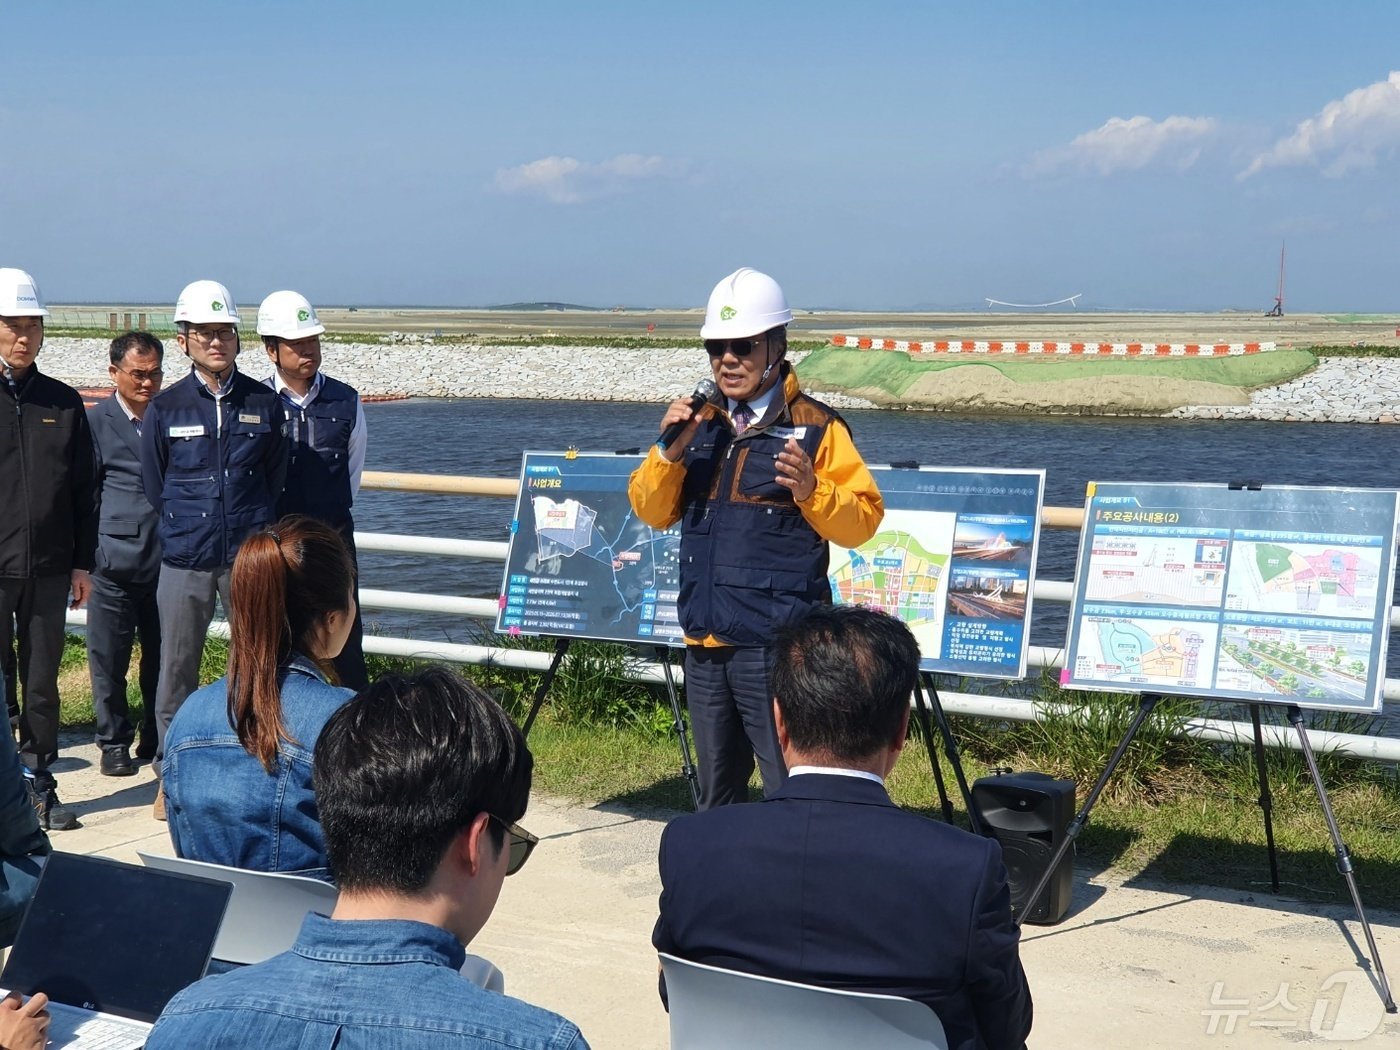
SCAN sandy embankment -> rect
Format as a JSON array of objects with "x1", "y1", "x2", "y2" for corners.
[{"x1": 845, "y1": 364, "x2": 1252, "y2": 415}]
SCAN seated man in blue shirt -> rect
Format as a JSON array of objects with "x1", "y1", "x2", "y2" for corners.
[{"x1": 147, "y1": 667, "x2": 589, "y2": 1050}]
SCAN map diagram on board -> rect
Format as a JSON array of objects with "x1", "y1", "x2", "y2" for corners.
[
  {"x1": 828, "y1": 469, "x2": 1045, "y2": 679},
  {"x1": 1061, "y1": 483, "x2": 1400, "y2": 713},
  {"x1": 498, "y1": 454, "x2": 684, "y2": 645},
  {"x1": 1225, "y1": 541, "x2": 1380, "y2": 617},
  {"x1": 1071, "y1": 615, "x2": 1217, "y2": 690}
]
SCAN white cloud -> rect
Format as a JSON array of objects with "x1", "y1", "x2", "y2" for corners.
[
  {"x1": 1027, "y1": 115, "x2": 1218, "y2": 177},
  {"x1": 1241, "y1": 71, "x2": 1400, "y2": 179},
  {"x1": 494, "y1": 153, "x2": 675, "y2": 204}
]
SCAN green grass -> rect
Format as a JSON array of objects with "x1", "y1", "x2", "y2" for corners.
[
  {"x1": 55, "y1": 633, "x2": 1400, "y2": 901},
  {"x1": 796, "y1": 346, "x2": 1318, "y2": 399}
]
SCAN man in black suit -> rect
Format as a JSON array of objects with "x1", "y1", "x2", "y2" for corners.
[
  {"x1": 86, "y1": 332, "x2": 164, "y2": 777},
  {"x1": 653, "y1": 605, "x2": 1033, "y2": 1050}
]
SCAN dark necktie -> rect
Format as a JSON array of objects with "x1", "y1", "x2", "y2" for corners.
[
  {"x1": 132, "y1": 414, "x2": 142, "y2": 439},
  {"x1": 732, "y1": 403, "x2": 753, "y2": 434}
]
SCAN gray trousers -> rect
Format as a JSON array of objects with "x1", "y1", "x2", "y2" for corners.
[
  {"x1": 0, "y1": 575, "x2": 72, "y2": 772},
  {"x1": 86, "y1": 571, "x2": 161, "y2": 752},
  {"x1": 683, "y1": 645, "x2": 787, "y2": 809},
  {"x1": 153, "y1": 565, "x2": 231, "y2": 776}
]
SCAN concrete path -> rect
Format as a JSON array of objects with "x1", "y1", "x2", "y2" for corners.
[{"x1": 48, "y1": 730, "x2": 1400, "y2": 1047}]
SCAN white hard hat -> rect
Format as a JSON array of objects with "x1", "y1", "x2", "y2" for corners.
[
  {"x1": 174, "y1": 280, "x2": 240, "y2": 325},
  {"x1": 700, "y1": 267, "x2": 792, "y2": 340},
  {"x1": 257, "y1": 290, "x2": 326, "y2": 340},
  {"x1": 0, "y1": 268, "x2": 50, "y2": 317}
]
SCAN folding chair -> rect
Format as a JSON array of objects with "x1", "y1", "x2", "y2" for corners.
[{"x1": 658, "y1": 953, "x2": 948, "y2": 1049}]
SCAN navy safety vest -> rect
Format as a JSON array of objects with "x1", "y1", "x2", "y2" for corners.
[
  {"x1": 142, "y1": 371, "x2": 287, "y2": 571},
  {"x1": 675, "y1": 389, "x2": 846, "y2": 647},
  {"x1": 274, "y1": 375, "x2": 359, "y2": 532}
]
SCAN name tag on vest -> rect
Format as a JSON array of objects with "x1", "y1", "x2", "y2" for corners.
[
  {"x1": 238, "y1": 413, "x2": 262, "y2": 424},
  {"x1": 169, "y1": 425, "x2": 205, "y2": 438},
  {"x1": 767, "y1": 426, "x2": 806, "y2": 441}
]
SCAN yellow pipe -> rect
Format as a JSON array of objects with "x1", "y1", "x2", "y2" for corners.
[
  {"x1": 361, "y1": 471, "x2": 520, "y2": 497},
  {"x1": 361, "y1": 469, "x2": 1088, "y2": 526}
]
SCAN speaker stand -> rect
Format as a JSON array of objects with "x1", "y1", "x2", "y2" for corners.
[
  {"x1": 1285, "y1": 705, "x2": 1396, "y2": 1013},
  {"x1": 915, "y1": 673, "x2": 984, "y2": 835},
  {"x1": 1015, "y1": 692, "x2": 1160, "y2": 929}
]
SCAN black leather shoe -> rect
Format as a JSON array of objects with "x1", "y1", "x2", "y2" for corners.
[
  {"x1": 134, "y1": 735, "x2": 157, "y2": 762},
  {"x1": 101, "y1": 747, "x2": 136, "y2": 777}
]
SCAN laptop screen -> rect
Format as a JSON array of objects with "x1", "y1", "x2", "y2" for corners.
[{"x1": 0, "y1": 852, "x2": 231, "y2": 1022}]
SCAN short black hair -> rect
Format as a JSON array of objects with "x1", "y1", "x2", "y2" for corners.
[
  {"x1": 109, "y1": 330, "x2": 163, "y2": 366},
  {"x1": 771, "y1": 605, "x2": 920, "y2": 762},
  {"x1": 313, "y1": 667, "x2": 533, "y2": 894}
]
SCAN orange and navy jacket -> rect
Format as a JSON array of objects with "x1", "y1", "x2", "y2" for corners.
[{"x1": 628, "y1": 364, "x2": 883, "y2": 647}]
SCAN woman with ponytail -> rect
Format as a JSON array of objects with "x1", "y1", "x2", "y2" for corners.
[{"x1": 162, "y1": 515, "x2": 358, "y2": 881}]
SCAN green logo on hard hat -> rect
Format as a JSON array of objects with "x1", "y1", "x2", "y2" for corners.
[
  {"x1": 720, "y1": 305, "x2": 737, "y2": 321},
  {"x1": 211, "y1": 301, "x2": 223, "y2": 312},
  {"x1": 297, "y1": 309, "x2": 310, "y2": 322}
]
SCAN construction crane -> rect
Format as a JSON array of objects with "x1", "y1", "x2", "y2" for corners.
[{"x1": 1265, "y1": 242, "x2": 1285, "y2": 317}]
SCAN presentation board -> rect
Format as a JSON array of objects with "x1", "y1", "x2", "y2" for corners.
[
  {"x1": 497, "y1": 452, "x2": 682, "y2": 645},
  {"x1": 1061, "y1": 482, "x2": 1400, "y2": 713},
  {"x1": 828, "y1": 466, "x2": 1046, "y2": 678}
]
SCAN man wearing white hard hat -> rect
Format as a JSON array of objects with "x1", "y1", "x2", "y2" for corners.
[
  {"x1": 141, "y1": 280, "x2": 288, "y2": 818},
  {"x1": 628, "y1": 268, "x2": 884, "y2": 808},
  {"x1": 258, "y1": 291, "x2": 368, "y2": 689},
  {"x1": 0, "y1": 268, "x2": 98, "y2": 830}
]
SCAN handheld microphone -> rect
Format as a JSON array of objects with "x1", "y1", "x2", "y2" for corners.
[{"x1": 656, "y1": 378, "x2": 719, "y2": 451}]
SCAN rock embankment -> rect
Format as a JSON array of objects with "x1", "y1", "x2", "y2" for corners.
[
  {"x1": 36, "y1": 337, "x2": 1398, "y2": 422},
  {"x1": 39, "y1": 339, "x2": 875, "y2": 409},
  {"x1": 1165, "y1": 356, "x2": 1400, "y2": 423}
]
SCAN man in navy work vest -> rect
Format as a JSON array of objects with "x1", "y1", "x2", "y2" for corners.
[
  {"x1": 141, "y1": 280, "x2": 288, "y2": 818},
  {"x1": 628, "y1": 268, "x2": 883, "y2": 809},
  {"x1": 258, "y1": 290, "x2": 368, "y2": 689},
  {"x1": 87, "y1": 331, "x2": 166, "y2": 778}
]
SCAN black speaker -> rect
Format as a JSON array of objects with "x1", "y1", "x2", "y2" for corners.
[{"x1": 972, "y1": 770, "x2": 1075, "y2": 925}]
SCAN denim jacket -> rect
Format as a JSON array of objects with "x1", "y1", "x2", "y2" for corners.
[
  {"x1": 147, "y1": 913, "x2": 589, "y2": 1049},
  {"x1": 0, "y1": 677, "x2": 50, "y2": 946},
  {"x1": 163, "y1": 655, "x2": 353, "y2": 881}
]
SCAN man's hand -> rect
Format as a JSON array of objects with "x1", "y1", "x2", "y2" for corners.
[
  {"x1": 775, "y1": 438, "x2": 816, "y2": 502},
  {"x1": 0, "y1": 991, "x2": 51, "y2": 1050},
  {"x1": 656, "y1": 398, "x2": 706, "y2": 463},
  {"x1": 69, "y1": 568, "x2": 92, "y2": 609}
]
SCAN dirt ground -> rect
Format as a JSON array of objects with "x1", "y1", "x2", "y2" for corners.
[{"x1": 49, "y1": 305, "x2": 1400, "y2": 348}]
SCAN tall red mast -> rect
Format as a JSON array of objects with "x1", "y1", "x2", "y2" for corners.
[{"x1": 1266, "y1": 242, "x2": 1285, "y2": 317}]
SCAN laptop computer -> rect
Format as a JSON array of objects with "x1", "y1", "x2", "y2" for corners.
[{"x1": 0, "y1": 851, "x2": 231, "y2": 1049}]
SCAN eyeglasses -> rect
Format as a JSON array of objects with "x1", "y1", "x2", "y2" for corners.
[
  {"x1": 116, "y1": 366, "x2": 163, "y2": 383},
  {"x1": 704, "y1": 334, "x2": 767, "y2": 359},
  {"x1": 186, "y1": 326, "x2": 238, "y2": 345},
  {"x1": 488, "y1": 813, "x2": 539, "y2": 876}
]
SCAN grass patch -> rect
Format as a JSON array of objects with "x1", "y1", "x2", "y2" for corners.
[
  {"x1": 53, "y1": 634, "x2": 1400, "y2": 901},
  {"x1": 797, "y1": 346, "x2": 1318, "y2": 400}
]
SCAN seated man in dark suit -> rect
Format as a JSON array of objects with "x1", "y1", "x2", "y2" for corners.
[{"x1": 653, "y1": 605, "x2": 1033, "y2": 1050}]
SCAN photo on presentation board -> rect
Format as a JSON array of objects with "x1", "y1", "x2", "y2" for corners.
[
  {"x1": 828, "y1": 466, "x2": 1046, "y2": 679},
  {"x1": 497, "y1": 451, "x2": 683, "y2": 645},
  {"x1": 1061, "y1": 481, "x2": 1400, "y2": 713}
]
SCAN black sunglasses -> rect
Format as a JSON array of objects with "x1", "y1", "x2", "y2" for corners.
[
  {"x1": 489, "y1": 814, "x2": 539, "y2": 876},
  {"x1": 704, "y1": 335, "x2": 767, "y2": 359}
]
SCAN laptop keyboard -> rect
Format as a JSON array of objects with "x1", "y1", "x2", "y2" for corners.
[{"x1": 44, "y1": 1000, "x2": 150, "y2": 1049}]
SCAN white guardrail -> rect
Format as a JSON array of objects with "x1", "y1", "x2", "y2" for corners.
[{"x1": 64, "y1": 507, "x2": 1400, "y2": 764}]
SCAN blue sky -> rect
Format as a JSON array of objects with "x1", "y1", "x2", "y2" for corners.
[{"x1": 4, "y1": 2, "x2": 1399, "y2": 311}]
